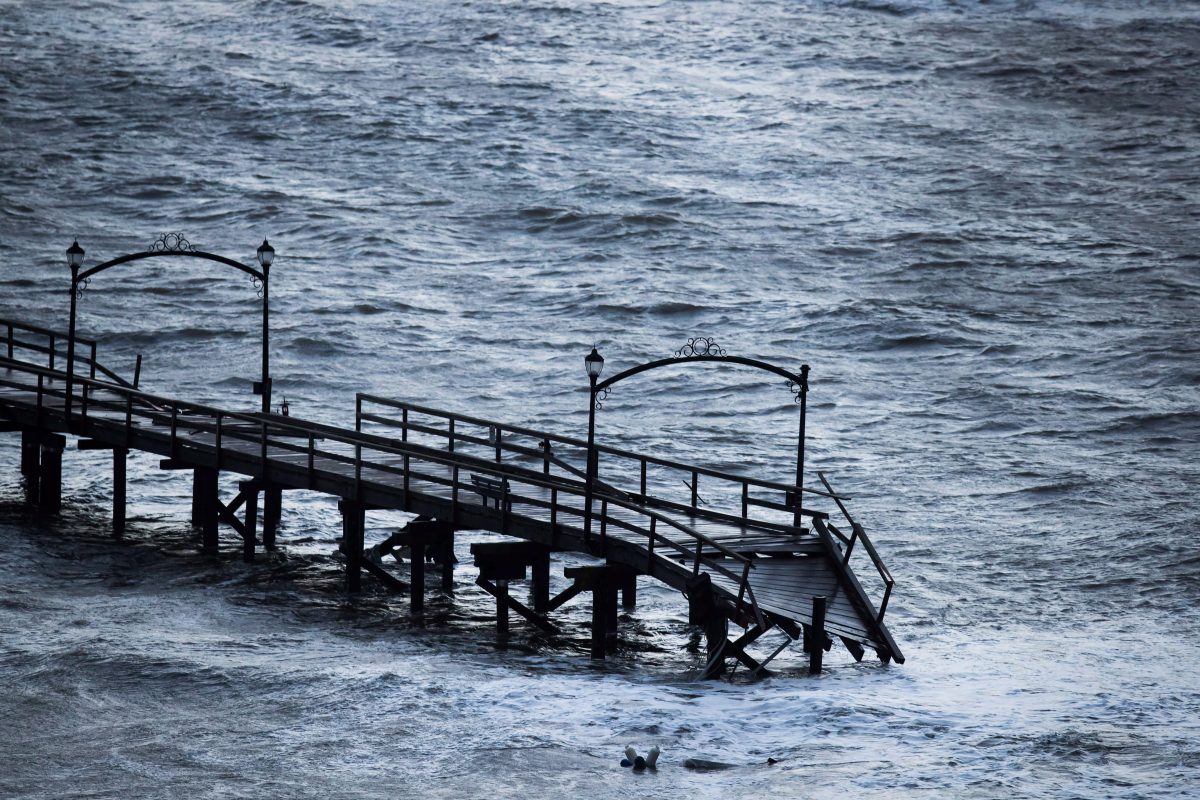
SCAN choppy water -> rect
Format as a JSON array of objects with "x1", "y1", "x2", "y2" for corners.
[{"x1": 2, "y1": 1, "x2": 1199, "y2": 797}]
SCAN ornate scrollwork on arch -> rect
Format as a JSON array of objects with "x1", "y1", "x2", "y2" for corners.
[
  {"x1": 593, "y1": 385, "x2": 611, "y2": 410},
  {"x1": 147, "y1": 232, "x2": 194, "y2": 253},
  {"x1": 674, "y1": 337, "x2": 727, "y2": 359},
  {"x1": 250, "y1": 273, "x2": 264, "y2": 298},
  {"x1": 73, "y1": 276, "x2": 90, "y2": 299},
  {"x1": 787, "y1": 377, "x2": 805, "y2": 403}
]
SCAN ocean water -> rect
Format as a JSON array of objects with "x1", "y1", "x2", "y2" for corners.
[{"x1": 1, "y1": 1, "x2": 1198, "y2": 797}]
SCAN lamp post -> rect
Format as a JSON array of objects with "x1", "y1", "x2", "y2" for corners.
[
  {"x1": 64, "y1": 239, "x2": 85, "y2": 423},
  {"x1": 584, "y1": 346, "x2": 604, "y2": 540},
  {"x1": 256, "y1": 239, "x2": 274, "y2": 414}
]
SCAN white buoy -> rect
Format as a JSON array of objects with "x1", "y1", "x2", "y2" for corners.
[
  {"x1": 625, "y1": 745, "x2": 638, "y2": 763},
  {"x1": 646, "y1": 745, "x2": 661, "y2": 768}
]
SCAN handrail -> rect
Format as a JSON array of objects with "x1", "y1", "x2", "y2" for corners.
[
  {"x1": 2, "y1": 352, "x2": 758, "y2": 582},
  {"x1": 818, "y1": 471, "x2": 894, "y2": 624},
  {"x1": 3, "y1": 318, "x2": 136, "y2": 389},
  {"x1": 358, "y1": 394, "x2": 846, "y2": 501}
]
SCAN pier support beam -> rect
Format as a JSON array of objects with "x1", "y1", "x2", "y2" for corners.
[
  {"x1": 472, "y1": 541, "x2": 557, "y2": 635},
  {"x1": 37, "y1": 434, "x2": 65, "y2": 513},
  {"x1": 341, "y1": 500, "x2": 365, "y2": 593},
  {"x1": 21, "y1": 429, "x2": 40, "y2": 505},
  {"x1": 241, "y1": 482, "x2": 259, "y2": 563},
  {"x1": 193, "y1": 467, "x2": 219, "y2": 552},
  {"x1": 112, "y1": 448, "x2": 127, "y2": 536},
  {"x1": 809, "y1": 595, "x2": 827, "y2": 675},
  {"x1": 262, "y1": 485, "x2": 281, "y2": 550},
  {"x1": 562, "y1": 565, "x2": 620, "y2": 659}
]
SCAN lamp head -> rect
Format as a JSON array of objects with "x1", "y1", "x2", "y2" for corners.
[
  {"x1": 66, "y1": 239, "x2": 85, "y2": 270},
  {"x1": 584, "y1": 346, "x2": 604, "y2": 379},
  {"x1": 256, "y1": 239, "x2": 275, "y2": 271}
]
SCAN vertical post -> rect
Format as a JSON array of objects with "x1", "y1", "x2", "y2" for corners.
[
  {"x1": 532, "y1": 547, "x2": 550, "y2": 613},
  {"x1": 794, "y1": 364, "x2": 809, "y2": 527},
  {"x1": 22, "y1": 430, "x2": 40, "y2": 505},
  {"x1": 243, "y1": 484, "x2": 258, "y2": 563},
  {"x1": 496, "y1": 579, "x2": 509, "y2": 634},
  {"x1": 440, "y1": 532, "x2": 455, "y2": 594},
  {"x1": 263, "y1": 486, "x2": 281, "y2": 550},
  {"x1": 410, "y1": 542, "x2": 426, "y2": 611},
  {"x1": 112, "y1": 448, "x2": 127, "y2": 536},
  {"x1": 342, "y1": 500, "x2": 364, "y2": 593},
  {"x1": 20, "y1": 429, "x2": 40, "y2": 476},
  {"x1": 132, "y1": 353, "x2": 141, "y2": 389},
  {"x1": 585, "y1": 374, "x2": 597, "y2": 539},
  {"x1": 64, "y1": 270, "x2": 79, "y2": 424},
  {"x1": 809, "y1": 595, "x2": 826, "y2": 675},
  {"x1": 621, "y1": 572, "x2": 637, "y2": 610},
  {"x1": 197, "y1": 467, "x2": 219, "y2": 552},
  {"x1": 89, "y1": 342, "x2": 97, "y2": 380},
  {"x1": 261, "y1": 269, "x2": 271, "y2": 414},
  {"x1": 38, "y1": 435, "x2": 64, "y2": 513},
  {"x1": 590, "y1": 579, "x2": 606, "y2": 659}
]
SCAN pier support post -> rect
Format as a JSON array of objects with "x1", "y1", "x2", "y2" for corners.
[
  {"x1": 194, "y1": 468, "x2": 219, "y2": 552},
  {"x1": 531, "y1": 547, "x2": 550, "y2": 613},
  {"x1": 242, "y1": 483, "x2": 258, "y2": 563},
  {"x1": 38, "y1": 434, "x2": 65, "y2": 513},
  {"x1": 590, "y1": 579, "x2": 607, "y2": 659},
  {"x1": 621, "y1": 573, "x2": 637, "y2": 610},
  {"x1": 439, "y1": 532, "x2": 455, "y2": 594},
  {"x1": 21, "y1": 430, "x2": 40, "y2": 505},
  {"x1": 809, "y1": 595, "x2": 826, "y2": 675},
  {"x1": 686, "y1": 572, "x2": 715, "y2": 627},
  {"x1": 262, "y1": 485, "x2": 281, "y2": 550},
  {"x1": 20, "y1": 429, "x2": 39, "y2": 476},
  {"x1": 410, "y1": 540, "x2": 426, "y2": 611},
  {"x1": 341, "y1": 500, "x2": 365, "y2": 593},
  {"x1": 112, "y1": 448, "x2": 127, "y2": 536},
  {"x1": 495, "y1": 579, "x2": 509, "y2": 634}
]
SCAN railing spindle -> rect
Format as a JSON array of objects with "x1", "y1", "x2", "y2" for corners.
[{"x1": 691, "y1": 469, "x2": 698, "y2": 509}]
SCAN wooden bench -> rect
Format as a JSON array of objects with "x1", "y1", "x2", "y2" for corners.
[{"x1": 470, "y1": 473, "x2": 510, "y2": 510}]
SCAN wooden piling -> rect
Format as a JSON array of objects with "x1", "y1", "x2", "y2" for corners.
[
  {"x1": 20, "y1": 429, "x2": 39, "y2": 476},
  {"x1": 341, "y1": 500, "x2": 365, "y2": 592},
  {"x1": 590, "y1": 579, "x2": 606, "y2": 659},
  {"x1": 439, "y1": 533, "x2": 455, "y2": 594},
  {"x1": 195, "y1": 468, "x2": 219, "y2": 552},
  {"x1": 21, "y1": 430, "x2": 40, "y2": 505},
  {"x1": 262, "y1": 485, "x2": 281, "y2": 550},
  {"x1": 242, "y1": 482, "x2": 258, "y2": 563},
  {"x1": 38, "y1": 434, "x2": 64, "y2": 513},
  {"x1": 410, "y1": 541, "x2": 426, "y2": 611},
  {"x1": 495, "y1": 579, "x2": 510, "y2": 634},
  {"x1": 621, "y1": 572, "x2": 637, "y2": 610},
  {"x1": 531, "y1": 547, "x2": 550, "y2": 613},
  {"x1": 112, "y1": 448, "x2": 127, "y2": 536},
  {"x1": 809, "y1": 595, "x2": 826, "y2": 675}
]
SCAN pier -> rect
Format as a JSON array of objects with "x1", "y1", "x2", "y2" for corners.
[{"x1": 0, "y1": 238, "x2": 902, "y2": 676}]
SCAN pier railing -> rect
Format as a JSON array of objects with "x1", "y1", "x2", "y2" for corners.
[
  {"x1": 356, "y1": 395, "x2": 840, "y2": 537},
  {"x1": 0, "y1": 356, "x2": 767, "y2": 629},
  {"x1": 3, "y1": 318, "x2": 138, "y2": 389}
]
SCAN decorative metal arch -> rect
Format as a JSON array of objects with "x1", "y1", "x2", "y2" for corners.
[
  {"x1": 64, "y1": 233, "x2": 274, "y2": 421},
  {"x1": 585, "y1": 337, "x2": 812, "y2": 530},
  {"x1": 79, "y1": 232, "x2": 267, "y2": 291},
  {"x1": 596, "y1": 337, "x2": 808, "y2": 399}
]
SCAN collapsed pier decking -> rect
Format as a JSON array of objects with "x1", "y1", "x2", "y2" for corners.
[{"x1": 1, "y1": 318, "x2": 903, "y2": 675}]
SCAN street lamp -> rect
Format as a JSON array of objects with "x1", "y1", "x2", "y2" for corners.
[
  {"x1": 64, "y1": 240, "x2": 85, "y2": 422},
  {"x1": 584, "y1": 346, "x2": 604, "y2": 540},
  {"x1": 256, "y1": 239, "x2": 274, "y2": 414}
]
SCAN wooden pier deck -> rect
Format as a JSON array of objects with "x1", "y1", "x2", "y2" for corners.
[{"x1": 1, "y1": 319, "x2": 903, "y2": 674}]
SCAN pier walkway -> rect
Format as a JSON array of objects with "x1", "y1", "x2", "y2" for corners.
[{"x1": 1, "y1": 318, "x2": 903, "y2": 674}]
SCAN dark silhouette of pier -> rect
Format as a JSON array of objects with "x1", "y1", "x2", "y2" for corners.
[{"x1": 1, "y1": 237, "x2": 902, "y2": 675}]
